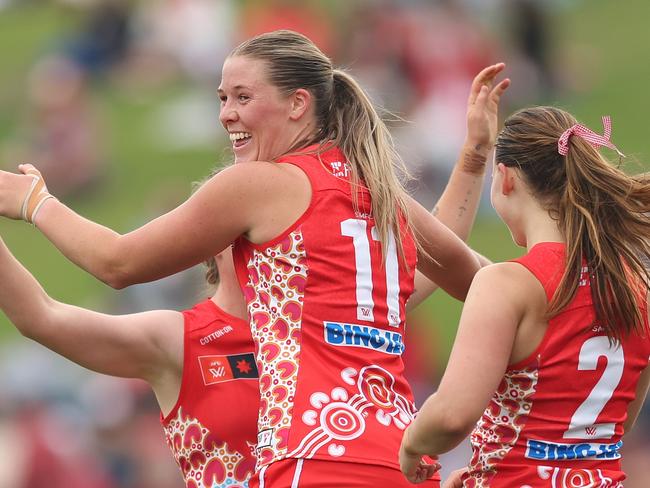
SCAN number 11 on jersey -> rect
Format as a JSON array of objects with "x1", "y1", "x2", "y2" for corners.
[{"x1": 341, "y1": 218, "x2": 401, "y2": 327}]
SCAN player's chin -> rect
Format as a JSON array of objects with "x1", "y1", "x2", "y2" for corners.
[{"x1": 232, "y1": 141, "x2": 256, "y2": 164}]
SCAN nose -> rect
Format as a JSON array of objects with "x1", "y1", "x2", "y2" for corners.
[{"x1": 219, "y1": 100, "x2": 239, "y2": 127}]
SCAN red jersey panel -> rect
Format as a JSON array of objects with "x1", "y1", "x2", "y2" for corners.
[
  {"x1": 233, "y1": 147, "x2": 422, "y2": 473},
  {"x1": 161, "y1": 299, "x2": 259, "y2": 487},
  {"x1": 464, "y1": 242, "x2": 650, "y2": 487}
]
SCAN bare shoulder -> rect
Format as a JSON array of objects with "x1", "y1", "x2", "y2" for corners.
[
  {"x1": 203, "y1": 161, "x2": 311, "y2": 243},
  {"x1": 211, "y1": 160, "x2": 309, "y2": 187},
  {"x1": 195, "y1": 160, "x2": 309, "y2": 208},
  {"x1": 471, "y1": 261, "x2": 545, "y2": 304},
  {"x1": 475, "y1": 261, "x2": 539, "y2": 288}
]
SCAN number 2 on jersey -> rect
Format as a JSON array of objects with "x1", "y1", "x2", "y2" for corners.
[
  {"x1": 563, "y1": 336, "x2": 624, "y2": 439},
  {"x1": 341, "y1": 218, "x2": 401, "y2": 326}
]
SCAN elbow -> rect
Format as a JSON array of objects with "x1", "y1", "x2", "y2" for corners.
[
  {"x1": 96, "y1": 252, "x2": 136, "y2": 289},
  {"x1": 15, "y1": 305, "x2": 55, "y2": 342},
  {"x1": 411, "y1": 399, "x2": 477, "y2": 454},
  {"x1": 437, "y1": 411, "x2": 476, "y2": 443},
  {"x1": 102, "y1": 269, "x2": 131, "y2": 290},
  {"x1": 89, "y1": 237, "x2": 137, "y2": 289}
]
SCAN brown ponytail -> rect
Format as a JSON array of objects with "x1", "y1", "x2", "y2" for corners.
[
  {"x1": 495, "y1": 106, "x2": 650, "y2": 342},
  {"x1": 230, "y1": 30, "x2": 412, "y2": 262}
]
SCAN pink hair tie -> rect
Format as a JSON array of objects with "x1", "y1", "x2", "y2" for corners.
[{"x1": 557, "y1": 116, "x2": 624, "y2": 157}]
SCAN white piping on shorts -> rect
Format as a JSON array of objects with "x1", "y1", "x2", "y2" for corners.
[
  {"x1": 291, "y1": 459, "x2": 304, "y2": 488},
  {"x1": 258, "y1": 465, "x2": 268, "y2": 488}
]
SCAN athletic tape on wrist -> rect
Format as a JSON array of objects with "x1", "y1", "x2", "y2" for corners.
[{"x1": 20, "y1": 169, "x2": 57, "y2": 225}]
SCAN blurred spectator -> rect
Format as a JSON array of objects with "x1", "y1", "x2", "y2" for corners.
[
  {"x1": 499, "y1": 0, "x2": 560, "y2": 104},
  {"x1": 4, "y1": 55, "x2": 105, "y2": 200},
  {"x1": 126, "y1": 0, "x2": 236, "y2": 85},
  {"x1": 0, "y1": 343, "x2": 117, "y2": 488},
  {"x1": 239, "y1": 0, "x2": 336, "y2": 57},
  {"x1": 0, "y1": 341, "x2": 182, "y2": 488},
  {"x1": 64, "y1": 0, "x2": 133, "y2": 77},
  {"x1": 82, "y1": 377, "x2": 182, "y2": 488},
  {"x1": 344, "y1": 0, "x2": 496, "y2": 208}
]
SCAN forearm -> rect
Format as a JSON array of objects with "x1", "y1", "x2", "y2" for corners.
[
  {"x1": 432, "y1": 141, "x2": 490, "y2": 240},
  {"x1": 34, "y1": 199, "x2": 127, "y2": 287},
  {"x1": 408, "y1": 144, "x2": 492, "y2": 309},
  {"x1": 404, "y1": 392, "x2": 471, "y2": 456},
  {"x1": 0, "y1": 239, "x2": 56, "y2": 337}
]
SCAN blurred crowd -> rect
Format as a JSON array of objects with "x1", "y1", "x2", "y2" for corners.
[{"x1": 0, "y1": 0, "x2": 648, "y2": 487}]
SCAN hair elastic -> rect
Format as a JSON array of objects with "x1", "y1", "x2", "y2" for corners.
[{"x1": 557, "y1": 115, "x2": 624, "y2": 157}]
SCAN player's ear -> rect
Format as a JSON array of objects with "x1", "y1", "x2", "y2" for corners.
[
  {"x1": 289, "y1": 88, "x2": 311, "y2": 121},
  {"x1": 497, "y1": 163, "x2": 515, "y2": 195}
]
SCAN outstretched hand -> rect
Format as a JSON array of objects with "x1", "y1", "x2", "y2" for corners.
[
  {"x1": 0, "y1": 164, "x2": 53, "y2": 222},
  {"x1": 399, "y1": 427, "x2": 441, "y2": 484},
  {"x1": 466, "y1": 63, "x2": 510, "y2": 152}
]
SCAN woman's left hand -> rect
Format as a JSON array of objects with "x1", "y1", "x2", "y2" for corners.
[
  {"x1": 465, "y1": 63, "x2": 510, "y2": 152},
  {"x1": 399, "y1": 427, "x2": 441, "y2": 484},
  {"x1": 0, "y1": 166, "x2": 43, "y2": 221}
]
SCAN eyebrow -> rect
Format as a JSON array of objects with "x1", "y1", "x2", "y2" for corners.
[{"x1": 217, "y1": 84, "x2": 252, "y2": 93}]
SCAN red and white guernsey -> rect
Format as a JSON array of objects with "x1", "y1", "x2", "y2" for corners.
[
  {"x1": 161, "y1": 299, "x2": 259, "y2": 487},
  {"x1": 464, "y1": 242, "x2": 650, "y2": 488},
  {"x1": 232, "y1": 147, "x2": 421, "y2": 471}
]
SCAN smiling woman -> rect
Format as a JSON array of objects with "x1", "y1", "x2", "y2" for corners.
[
  {"x1": 0, "y1": 30, "x2": 509, "y2": 487},
  {"x1": 218, "y1": 56, "x2": 300, "y2": 162}
]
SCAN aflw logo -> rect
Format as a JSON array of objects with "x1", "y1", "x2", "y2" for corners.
[
  {"x1": 585, "y1": 426, "x2": 597, "y2": 436},
  {"x1": 198, "y1": 353, "x2": 258, "y2": 385},
  {"x1": 210, "y1": 364, "x2": 227, "y2": 378}
]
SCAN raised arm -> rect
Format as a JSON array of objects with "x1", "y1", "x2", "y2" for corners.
[
  {"x1": 409, "y1": 64, "x2": 509, "y2": 309},
  {"x1": 407, "y1": 195, "x2": 483, "y2": 302},
  {"x1": 0, "y1": 161, "x2": 309, "y2": 288},
  {"x1": 0, "y1": 236, "x2": 184, "y2": 413}
]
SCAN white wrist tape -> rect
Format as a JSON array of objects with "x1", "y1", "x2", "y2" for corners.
[{"x1": 20, "y1": 169, "x2": 57, "y2": 225}]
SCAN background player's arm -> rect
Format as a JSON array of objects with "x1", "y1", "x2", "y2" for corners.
[
  {"x1": 408, "y1": 196, "x2": 483, "y2": 302},
  {"x1": 0, "y1": 161, "x2": 299, "y2": 288},
  {"x1": 409, "y1": 64, "x2": 508, "y2": 309},
  {"x1": 408, "y1": 139, "x2": 493, "y2": 310},
  {"x1": 0, "y1": 236, "x2": 183, "y2": 391},
  {"x1": 402, "y1": 263, "x2": 528, "y2": 456}
]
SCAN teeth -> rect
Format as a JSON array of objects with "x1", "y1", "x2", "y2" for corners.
[{"x1": 229, "y1": 132, "x2": 251, "y2": 142}]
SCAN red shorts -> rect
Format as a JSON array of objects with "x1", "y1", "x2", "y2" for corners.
[{"x1": 249, "y1": 458, "x2": 441, "y2": 488}]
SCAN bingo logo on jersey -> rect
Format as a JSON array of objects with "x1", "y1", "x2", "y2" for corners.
[
  {"x1": 525, "y1": 439, "x2": 623, "y2": 461},
  {"x1": 324, "y1": 321, "x2": 405, "y2": 355}
]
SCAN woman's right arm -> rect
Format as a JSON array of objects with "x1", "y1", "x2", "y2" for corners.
[
  {"x1": 0, "y1": 161, "x2": 307, "y2": 288},
  {"x1": 0, "y1": 236, "x2": 183, "y2": 385},
  {"x1": 409, "y1": 64, "x2": 509, "y2": 308}
]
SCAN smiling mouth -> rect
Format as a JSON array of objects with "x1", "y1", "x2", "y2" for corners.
[{"x1": 229, "y1": 131, "x2": 252, "y2": 148}]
